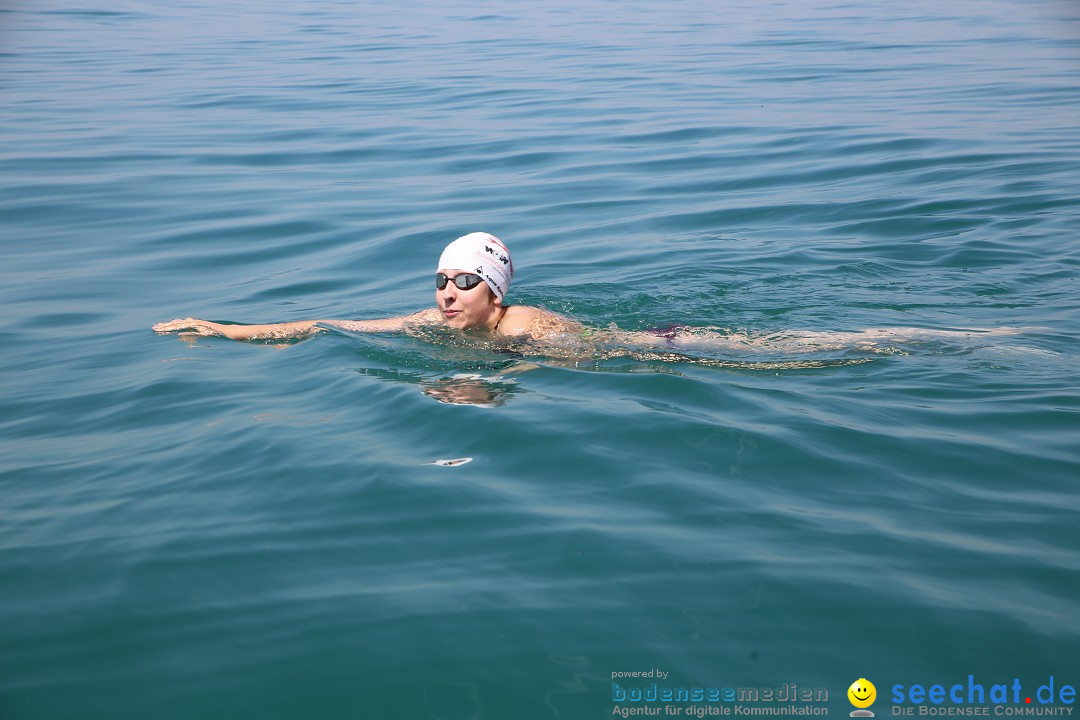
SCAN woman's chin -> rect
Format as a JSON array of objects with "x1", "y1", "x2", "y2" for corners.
[{"x1": 443, "y1": 313, "x2": 467, "y2": 329}]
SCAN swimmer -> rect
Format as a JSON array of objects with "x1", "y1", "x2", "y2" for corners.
[
  {"x1": 153, "y1": 232, "x2": 582, "y2": 342},
  {"x1": 154, "y1": 230, "x2": 1022, "y2": 358}
]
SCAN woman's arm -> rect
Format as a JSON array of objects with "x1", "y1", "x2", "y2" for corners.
[
  {"x1": 322, "y1": 308, "x2": 442, "y2": 333},
  {"x1": 152, "y1": 309, "x2": 443, "y2": 341},
  {"x1": 151, "y1": 317, "x2": 323, "y2": 340}
]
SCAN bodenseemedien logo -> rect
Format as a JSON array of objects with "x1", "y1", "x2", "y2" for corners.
[{"x1": 849, "y1": 678, "x2": 877, "y2": 717}]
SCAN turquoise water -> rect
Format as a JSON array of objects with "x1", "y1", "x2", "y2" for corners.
[{"x1": 2, "y1": 0, "x2": 1079, "y2": 718}]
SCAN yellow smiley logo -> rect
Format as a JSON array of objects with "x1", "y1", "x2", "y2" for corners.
[{"x1": 848, "y1": 678, "x2": 877, "y2": 709}]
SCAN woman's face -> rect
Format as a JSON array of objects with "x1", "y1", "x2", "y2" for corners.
[{"x1": 435, "y1": 269, "x2": 502, "y2": 331}]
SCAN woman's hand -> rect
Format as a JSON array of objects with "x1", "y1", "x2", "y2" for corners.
[{"x1": 152, "y1": 318, "x2": 228, "y2": 336}]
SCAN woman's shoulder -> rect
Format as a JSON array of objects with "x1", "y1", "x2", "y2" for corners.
[
  {"x1": 406, "y1": 307, "x2": 444, "y2": 324},
  {"x1": 497, "y1": 305, "x2": 583, "y2": 339}
]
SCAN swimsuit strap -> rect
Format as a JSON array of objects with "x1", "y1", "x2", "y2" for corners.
[{"x1": 493, "y1": 306, "x2": 509, "y2": 333}]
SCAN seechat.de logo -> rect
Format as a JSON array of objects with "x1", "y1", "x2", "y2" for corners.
[{"x1": 849, "y1": 678, "x2": 877, "y2": 717}]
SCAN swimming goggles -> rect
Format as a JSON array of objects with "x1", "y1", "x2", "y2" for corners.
[{"x1": 436, "y1": 272, "x2": 484, "y2": 291}]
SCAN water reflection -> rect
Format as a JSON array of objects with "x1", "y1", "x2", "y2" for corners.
[{"x1": 356, "y1": 367, "x2": 525, "y2": 407}]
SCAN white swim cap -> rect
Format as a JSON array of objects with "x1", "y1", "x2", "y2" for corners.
[{"x1": 436, "y1": 232, "x2": 514, "y2": 300}]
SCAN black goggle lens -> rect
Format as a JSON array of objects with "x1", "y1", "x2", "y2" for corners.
[{"x1": 436, "y1": 272, "x2": 484, "y2": 291}]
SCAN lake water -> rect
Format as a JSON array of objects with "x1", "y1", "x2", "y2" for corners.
[{"x1": 1, "y1": 0, "x2": 1078, "y2": 718}]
